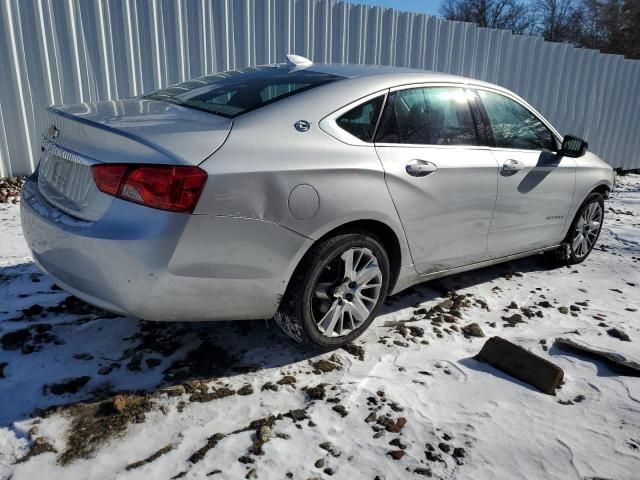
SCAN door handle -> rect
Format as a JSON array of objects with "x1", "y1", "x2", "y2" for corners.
[
  {"x1": 406, "y1": 159, "x2": 438, "y2": 177},
  {"x1": 502, "y1": 159, "x2": 525, "y2": 172}
]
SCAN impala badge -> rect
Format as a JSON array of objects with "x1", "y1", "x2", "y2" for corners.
[{"x1": 47, "y1": 125, "x2": 59, "y2": 139}]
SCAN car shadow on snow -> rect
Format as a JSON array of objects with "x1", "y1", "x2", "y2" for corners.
[
  {"x1": 380, "y1": 251, "x2": 560, "y2": 315},
  {"x1": 0, "y1": 253, "x2": 559, "y2": 428},
  {"x1": 0, "y1": 263, "x2": 326, "y2": 428}
]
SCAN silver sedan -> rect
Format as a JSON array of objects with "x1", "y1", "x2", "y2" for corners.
[{"x1": 21, "y1": 55, "x2": 615, "y2": 349}]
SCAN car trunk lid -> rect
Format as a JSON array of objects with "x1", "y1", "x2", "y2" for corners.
[{"x1": 37, "y1": 98, "x2": 231, "y2": 220}]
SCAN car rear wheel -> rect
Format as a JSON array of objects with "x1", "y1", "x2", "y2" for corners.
[{"x1": 276, "y1": 232, "x2": 390, "y2": 350}]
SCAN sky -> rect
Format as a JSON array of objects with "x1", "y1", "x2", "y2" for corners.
[{"x1": 345, "y1": 0, "x2": 444, "y2": 16}]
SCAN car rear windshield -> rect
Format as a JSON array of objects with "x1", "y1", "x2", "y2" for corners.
[{"x1": 145, "y1": 66, "x2": 344, "y2": 118}]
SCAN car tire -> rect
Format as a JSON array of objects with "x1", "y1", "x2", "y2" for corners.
[
  {"x1": 545, "y1": 192, "x2": 605, "y2": 266},
  {"x1": 276, "y1": 231, "x2": 391, "y2": 350}
]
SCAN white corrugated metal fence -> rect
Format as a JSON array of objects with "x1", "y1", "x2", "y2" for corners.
[{"x1": 1, "y1": 0, "x2": 639, "y2": 176}]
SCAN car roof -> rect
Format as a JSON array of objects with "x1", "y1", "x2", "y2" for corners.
[
  {"x1": 272, "y1": 62, "x2": 506, "y2": 93},
  {"x1": 308, "y1": 63, "x2": 429, "y2": 78},
  {"x1": 232, "y1": 62, "x2": 556, "y2": 139}
]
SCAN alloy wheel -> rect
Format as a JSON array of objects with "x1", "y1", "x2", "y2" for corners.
[
  {"x1": 572, "y1": 201, "x2": 603, "y2": 259},
  {"x1": 311, "y1": 247, "x2": 383, "y2": 338}
]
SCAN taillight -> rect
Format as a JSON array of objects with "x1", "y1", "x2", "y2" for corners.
[
  {"x1": 92, "y1": 165, "x2": 128, "y2": 196},
  {"x1": 91, "y1": 164, "x2": 207, "y2": 213}
]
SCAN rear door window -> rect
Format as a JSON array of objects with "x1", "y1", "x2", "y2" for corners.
[
  {"x1": 375, "y1": 87, "x2": 481, "y2": 146},
  {"x1": 336, "y1": 96, "x2": 384, "y2": 142},
  {"x1": 145, "y1": 66, "x2": 344, "y2": 118}
]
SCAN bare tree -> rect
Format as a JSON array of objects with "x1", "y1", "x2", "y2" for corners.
[
  {"x1": 534, "y1": 0, "x2": 582, "y2": 42},
  {"x1": 440, "y1": 0, "x2": 535, "y2": 34},
  {"x1": 440, "y1": 0, "x2": 640, "y2": 59},
  {"x1": 575, "y1": 0, "x2": 639, "y2": 58},
  {"x1": 620, "y1": 0, "x2": 640, "y2": 59},
  {"x1": 577, "y1": 0, "x2": 617, "y2": 50}
]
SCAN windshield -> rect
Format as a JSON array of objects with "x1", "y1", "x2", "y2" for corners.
[{"x1": 145, "y1": 65, "x2": 344, "y2": 118}]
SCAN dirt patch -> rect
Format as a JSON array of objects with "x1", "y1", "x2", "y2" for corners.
[
  {"x1": 311, "y1": 356, "x2": 341, "y2": 374},
  {"x1": 261, "y1": 382, "x2": 278, "y2": 392},
  {"x1": 0, "y1": 176, "x2": 26, "y2": 203},
  {"x1": 332, "y1": 404, "x2": 348, "y2": 417},
  {"x1": 183, "y1": 413, "x2": 286, "y2": 463},
  {"x1": 285, "y1": 409, "x2": 308, "y2": 422},
  {"x1": 22, "y1": 304, "x2": 44, "y2": 317},
  {"x1": 461, "y1": 323, "x2": 485, "y2": 338},
  {"x1": 58, "y1": 393, "x2": 155, "y2": 465},
  {"x1": 126, "y1": 321, "x2": 187, "y2": 358},
  {"x1": 45, "y1": 376, "x2": 91, "y2": 395},
  {"x1": 164, "y1": 340, "x2": 237, "y2": 383},
  {"x1": 1, "y1": 324, "x2": 60, "y2": 354},
  {"x1": 247, "y1": 418, "x2": 277, "y2": 456},
  {"x1": 319, "y1": 441, "x2": 341, "y2": 457},
  {"x1": 502, "y1": 314, "x2": 525, "y2": 328},
  {"x1": 16, "y1": 437, "x2": 57, "y2": 463},
  {"x1": 277, "y1": 375, "x2": 297, "y2": 385},
  {"x1": 303, "y1": 383, "x2": 327, "y2": 400},
  {"x1": 607, "y1": 328, "x2": 631, "y2": 342},
  {"x1": 189, "y1": 387, "x2": 236, "y2": 403},
  {"x1": 237, "y1": 385, "x2": 254, "y2": 396},
  {"x1": 377, "y1": 416, "x2": 407, "y2": 433},
  {"x1": 388, "y1": 449, "x2": 405, "y2": 460},
  {"x1": 126, "y1": 444, "x2": 173, "y2": 470},
  {"x1": 189, "y1": 433, "x2": 225, "y2": 463},
  {"x1": 342, "y1": 343, "x2": 365, "y2": 360}
]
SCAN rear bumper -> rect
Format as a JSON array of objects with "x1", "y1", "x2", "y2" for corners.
[{"x1": 20, "y1": 176, "x2": 310, "y2": 321}]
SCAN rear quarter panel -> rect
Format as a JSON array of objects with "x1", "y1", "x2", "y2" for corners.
[{"x1": 194, "y1": 84, "x2": 414, "y2": 279}]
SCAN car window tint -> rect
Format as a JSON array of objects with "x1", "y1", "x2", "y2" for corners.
[
  {"x1": 145, "y1": 66, "x2": 344, "y2": 118},
  {"x1": 478, "y1": 90, "x2": 557, "y2": 151},
  {"x1": 375, "y1": 87, "x2": 480, "y2": 146},
  {"x1": 336, "y1": 96, "x2": 384, "y2": 142}
]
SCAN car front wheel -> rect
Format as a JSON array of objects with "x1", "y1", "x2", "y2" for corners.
[
  {"x1": 567, "y1": 192, "x2": 605, "y2": 263},
  {"x1": 276, "y1": 231, "x2": 390, "y2": 350}
]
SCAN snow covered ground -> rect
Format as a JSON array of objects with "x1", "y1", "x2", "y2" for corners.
[{"x1": 1, "y1": 175, "x2": 639, "y2": 480}]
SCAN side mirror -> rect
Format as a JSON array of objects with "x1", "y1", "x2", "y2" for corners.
[{"x1": 559, "y1": 135, "x2": 588, "y2": 158}]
